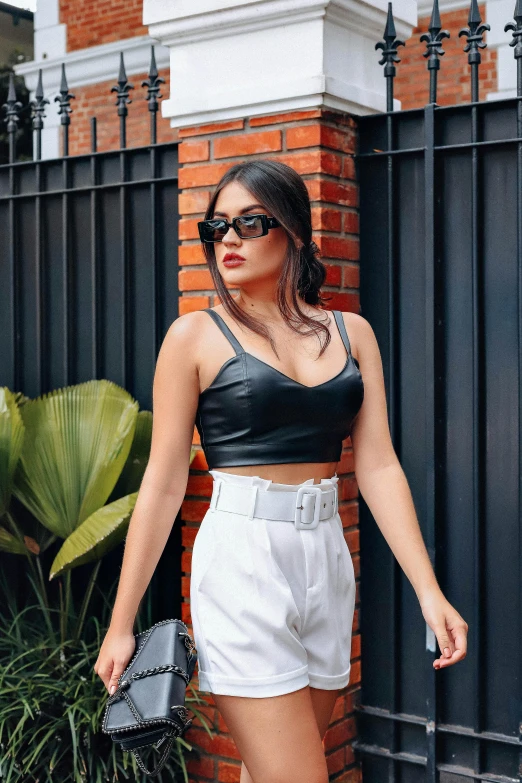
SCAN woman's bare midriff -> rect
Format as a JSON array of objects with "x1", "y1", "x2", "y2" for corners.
[{"x1": 213, "y1": 462, "x2": 339, "y2": 485}]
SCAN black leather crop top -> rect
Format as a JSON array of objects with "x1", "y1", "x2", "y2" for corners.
[{"x1": 195, "y1": 309, "x2": 364, "y2": 468}]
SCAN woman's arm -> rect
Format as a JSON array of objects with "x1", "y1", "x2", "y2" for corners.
[
  {"x1": 346, "y1": 312, "x2": 468, "y2": 670},
  {"x1": 94, "y1": 312, "x2": 201, "y2": 692}
]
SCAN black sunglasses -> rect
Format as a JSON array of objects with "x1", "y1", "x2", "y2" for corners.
[{"x1": 198, "y1": 213, "x2": 281, "y2": 243}]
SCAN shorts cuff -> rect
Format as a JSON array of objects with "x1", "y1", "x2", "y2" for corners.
[
  {"x1": 307, "y1": 665, "x2": 351, "y2": 690},
  {"x1": 197, "y1": 664, "x2": 310, "y2": 698}
]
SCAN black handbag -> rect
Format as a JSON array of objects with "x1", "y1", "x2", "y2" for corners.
[{"x1": 101, "y1": 618, "x2": 198, "y2": 777}]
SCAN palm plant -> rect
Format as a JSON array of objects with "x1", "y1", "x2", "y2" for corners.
[{"x1": 0, "y1": 381, "x2": 211, "y2": 781}]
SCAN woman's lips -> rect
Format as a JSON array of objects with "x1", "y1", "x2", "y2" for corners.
[{"x1": 223, "y1": 258, "x2": 245, "y2": 267}]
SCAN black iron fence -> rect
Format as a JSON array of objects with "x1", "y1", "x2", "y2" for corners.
[
  {"x1": 0, "y1": 46, "x2": 179, "y2": 407},
  {"x1": 355, "y1": 0, "x2": 522, "y2": 781},
  {"x1": 0, "y1": 46, "x2": 182, "y2": 622}
]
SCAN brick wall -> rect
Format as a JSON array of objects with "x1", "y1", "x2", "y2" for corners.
[
  {"x1": 178, "y1": 108, "x2": 362, "y2": 783},
  {"x1": 61, "y1": 0, "x2": 148, "y2": 52},
  {"x1": 395, "y1": 3, "x2": 497, "y2": 109}
]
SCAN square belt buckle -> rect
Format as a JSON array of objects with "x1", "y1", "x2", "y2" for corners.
[{"x1": 294, "y1": 485, "x2": 322, "y2": 530}]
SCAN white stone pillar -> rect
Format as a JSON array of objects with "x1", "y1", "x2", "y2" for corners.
[
  {"x1": 485, "y1": 0, "x2": 519, "y2": 100},
  {"x1": 143, "y1": 0, "x2": 418, "y2": 128}
]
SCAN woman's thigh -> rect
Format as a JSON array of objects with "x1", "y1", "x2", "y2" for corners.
[{"x1": 213, "y1": 685, "x2": 338, "y2": 783}]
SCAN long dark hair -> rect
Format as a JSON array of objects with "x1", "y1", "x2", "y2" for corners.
[{"x1": 201, "y1": 159, "x2": 333, "y2": 359}]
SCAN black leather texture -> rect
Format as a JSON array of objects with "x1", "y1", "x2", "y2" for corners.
[
  {"x1": 196, "y1": 309, "x2": 365, "y2": 468},
  {"x1": 101, "y1": 618, "x2": 197, "y2": 775}
]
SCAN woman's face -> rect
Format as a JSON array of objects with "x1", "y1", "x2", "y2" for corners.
[{"x1": 211, "y1": 181, "x2": 289, "y2": 293}]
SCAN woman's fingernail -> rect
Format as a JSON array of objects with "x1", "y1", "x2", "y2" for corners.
[
  {"x1": 444, "y1": 647, "x2": 451, "y2": 656},
  {"x1": 110, "y1": 685, "x2": 116, "y2": 694}
]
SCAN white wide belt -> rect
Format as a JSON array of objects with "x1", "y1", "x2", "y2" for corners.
[{"x1": 209, "y1": 478, "x2": 338, "y2": 530}]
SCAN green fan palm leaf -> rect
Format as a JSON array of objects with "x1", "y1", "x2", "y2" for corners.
[
  {"x1": 49, "y1": 491, "x2": 138, "y2": 579},
  {"x1": 12, "y1": 380, "x2": 138, "y2": 539},
  {"x1": 0, "y1": 387, "x2": 25, "y2": 518}
]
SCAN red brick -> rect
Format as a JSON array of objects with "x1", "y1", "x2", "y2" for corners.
[
  {"x1": 307, "y1": 179, "x2": 359, "y2": 207},
  {"x1": 250, "y1": 109, "x2": 323, "y2": 126},
  {"x1": 351, "y1": 634, "x2": 361, "y2": 658},
  {"x1": 311, "y1": 206, "x2": 343, "y2": 232},
  {"x1": 179, "y1": 190, "x2": 212, "y2": 216},
  {"x1": 276, "y1": 150, "x2": 342, "y2": 177},
  {"x1": 179, "y1": 245, "x2": 207, "y2": 266},
  {"x1": 324, "y1": 263, "x2": 342, "y2": 287},
  {"x1": 317, "y1": 235, "x2": 359, "y2": 261},
  {"x1": 179, "y1": 296, "x2": 211, "y2": 314},
  {"x1": 343, "y1": 210, "x2": 359, "y2": 234},
  {"x1": 186, "y1": 473, "x2": 214, "y2": 496},
  {"x1": 179, "y1": 162, "x2": 236, "y2": 189},
  {"x1": 179, "y1": 268, "x2": 215, "y2": 291},
  {"x1": 179, "y1": 217, "x2": 203, "y2": 241},
  {"x1": 342, "y1": 156, "x2": 356, "y2": 179},
  {"x1": 343, "y1": 264, "x2": 360, "y2": 289},
  {"x1": 179, "y1": 119, "x2": 245, "y2": 138},
  {"x1": 218, "y1": 761, "x2": 242, "y2": 782},
  {"x1": 179, "y1": 139, "x2": 210, "y2": 163},
  {"x1": 349, "y1": 660, "x2": 361, "y2": 686},
  {"x1": 214, "y1": 130, "x2": 282, "y2": 158},
  {"x1": 326, "y1": 746, "x2": 345, "y2": 775},
  {"x1": 324, "y1": 717, "x2": 357, "y2": 751},
  {"x1": 345, "y1": 528, "x2": 360, "y2": 554},
  {"x1": 287, "y1": 124, "x2": 356, "y2": 154}
]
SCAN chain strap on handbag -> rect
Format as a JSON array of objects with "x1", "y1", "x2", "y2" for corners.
[{"x1": 101, "y1": 618, "x2": 198, "y2": 777}]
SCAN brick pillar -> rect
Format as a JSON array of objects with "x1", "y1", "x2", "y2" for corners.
[{"x1": 178, "y1": 108, "x2": 362, "y2": 783}]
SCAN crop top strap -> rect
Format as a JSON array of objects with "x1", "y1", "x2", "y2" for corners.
[
  {"x1": 204, "y1": 309, "x2": 245, "y2": 355},
  {"x1": 332, "y1": 310, "x2": 353, "y2": 357}
]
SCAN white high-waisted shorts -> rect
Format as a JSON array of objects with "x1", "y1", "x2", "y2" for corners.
[{"x1": 189, "y1": 469, "x2": 356, "y2": 698}]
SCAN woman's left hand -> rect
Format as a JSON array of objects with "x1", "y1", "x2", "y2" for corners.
[{"x1": 419, "y1": 589, "x2": 468, "y2": 669}]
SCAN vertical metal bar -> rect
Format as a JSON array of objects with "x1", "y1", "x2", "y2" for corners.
[
  {"x1": 470, "y1": 66, "x2": 485, "y2": 782},
  {"x1": 35, "y1": 159, "x2": 44, "y2": 388},
  {"x1": 150, "y1": 141, "x2": 159, "y2": 359},
  {"x1": 62, "y1": 153, "x2": 70, "y2": 384},
  {"x1": 386, "y1": 100, "x2": 399, "y2": 783},
  {"x1": 7, "y1": 161, "x2": 18, "y2": 389},
  {"x1": 423, "y1": 101, "x2": 438, "y2": 783},
  {"x1": 90, "y1": 123, "x2": 99, "y2": 378},
  {"x1": 120, "y1": 147, "x2": 128, "y2": 388},
  {"x1": 502, "y1": 19, "x2": 522, "y2": 780}
]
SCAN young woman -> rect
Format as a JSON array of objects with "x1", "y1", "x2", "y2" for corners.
[{"x1": 94, "y1": 159, "x2": 468, "y2": 783}]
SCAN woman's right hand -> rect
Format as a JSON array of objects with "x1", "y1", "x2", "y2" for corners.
[{"x1": 93, "y1": 628, "x2": 137, "y2": 695}]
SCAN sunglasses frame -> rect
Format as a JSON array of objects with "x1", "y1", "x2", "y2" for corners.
[{"x1": 198, "y1": 213, "x2": 281, "y2": 243}]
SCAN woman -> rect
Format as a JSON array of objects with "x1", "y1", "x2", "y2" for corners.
[{"x1": 94, "y1": 159, "x2": 468, "y2": 783}]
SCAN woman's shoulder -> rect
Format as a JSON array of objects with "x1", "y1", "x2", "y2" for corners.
[{"x1": 336, "y1": 311, "x2": 376, "y2": 364}]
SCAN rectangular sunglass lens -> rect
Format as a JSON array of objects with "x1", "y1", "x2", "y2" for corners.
[
  {"x1": 199, "y1": 220, "x2": 226, "y2": 242},
  {"x1": 237, "y1": 216, "x2": 264, "y2": 237}
]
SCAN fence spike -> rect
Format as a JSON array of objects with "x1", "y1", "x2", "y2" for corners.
[
  {"x1": 111, "y1": 51, "x2": 134, "y2": 116},
  {"x1": 54, "y1": 63, "x2": 75, "y2": 156},
  {"x1": 458, "y1": 0, "x2": 490, "y2": 101},
  {"x1": 504, "y1": 0, "x2": 522, "y2": 97},
  {"x1": 375, "y1": 2, "x2": 405, "y2": 112},
  {"x1": 111, "y1": 51, "x2": 134, "y2": 149},
  {"x1": 420, "y1": 0, "x2": 450, "y2": 103},
  {"x1": 54, "y1": 63, "x2": 75, "y2": 127},
  {"x1": 142, "y1": 45, "x2": 165, "y2": 145},
  {"x1": 2, "y1": 71, "x2": 23, "y2": 163},
  {"x1": 31, "y1": 68, "x2": 50, "y2": 161}
]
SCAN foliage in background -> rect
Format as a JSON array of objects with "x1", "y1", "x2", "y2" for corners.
[
  {"x1": 0, "y1": 567, "x2": 213, "y2": 783},
  {"x1": 0, "y1": 381, "x2": 208, "y2": 781}
]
